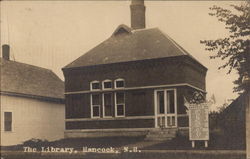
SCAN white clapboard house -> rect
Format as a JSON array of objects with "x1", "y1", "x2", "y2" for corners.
[{"x1": 0, "y1": 45, "x2": 65, "y2": 146}]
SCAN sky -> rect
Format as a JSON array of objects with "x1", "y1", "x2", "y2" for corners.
[{"x1": 0, "y1": 0, "x2": 241, "y2": 111}]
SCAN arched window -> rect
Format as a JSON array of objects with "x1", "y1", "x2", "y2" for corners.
[
  {"x1": 102, "y1": 79, "x2": 112, "y2": 90},
  {"x1": 114, "y1": 78, "x2": 125, "y2": 89},
  {"x1": 90, "y1": 80, "x2": 100, "y2": 90}
]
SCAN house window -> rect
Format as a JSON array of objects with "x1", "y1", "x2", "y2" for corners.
[
  {"x1": 115, "y1": 92, "x2": 125, "y2": 117},
  {"x1": 115, "y1": 79, "x2": 125, "y2": 88},
  {"x1": 103, "y1": 93, "x2": 113, "y2": 117},
  {"x1": 4, "y1": 112, "x2": 12, "y2": 131},
  {"x1": 102, "y1": 80, "x2": 112, "y2": 89},
  {"x1": 90, "y1": 81, "x2": 100, "y2": 90},
  {"x1": 91, "y1": 94, "x2": 101, "y2": 118}
]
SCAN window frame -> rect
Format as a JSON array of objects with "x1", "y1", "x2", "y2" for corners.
[
  {"x1": 102, "y1": 79, "x2": 112, "y2": 90},
  {"x1": 90, "y1": 80, "x2": 100, "y2": 91},
  {"x1": 114, "y1": 78, "x2": 125, "y2": 89},
  {"x1": 90, "y1": 94, "x2": 101, "y2": 118},
  {"x1": 115, "y1": 92, "x2": 125, "y2": 117},
  {"x1": 102, "y1": 93, "x2": 113, "y2": 118},
  {"x1": 4, "y1": 112, "x2": 12, "y2": 132}
]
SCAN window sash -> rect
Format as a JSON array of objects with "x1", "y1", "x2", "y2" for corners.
[
  {"x1": 115, "y1": 79, "x2": 125, "y2": 88},
  {"x1": 103, "y1": 81, "x2": 112, "y2": 89},
  {"x1": 117, "y1": 104, "x2": 125, "y2": 116},
  {"x1": 91, "y1": 81, "x2": 100, "y2": 90},
  {"x1": 116, "y1": 92, "x2": 125, "y2": 104},
  {"x1": 103, "y1": 93, "x2": 112, "y2": 117},
  {"x1": 115, "y1": 92, "x2": 125, "y2": 117},
  {"x1": 167, "y1": 90, "x2": 175, "y2": 114},
  {"x1": 157, "y1": 91, "x2": 165, "y2": 114},
  {"x1": 91, "y1": 94, "x2": 101, "y2": 118},
  {"x1": 92, "y1": 105, "x2": 100, "y2": 117},
  {"x1": 92, "y1": 94, "x2": 100, "y2": 105}
]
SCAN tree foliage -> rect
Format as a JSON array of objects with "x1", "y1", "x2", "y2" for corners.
[{"x1": 200, "y1": 1, "x2": 250, "y2": 92}]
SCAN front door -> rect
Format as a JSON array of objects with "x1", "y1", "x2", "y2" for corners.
[{"x1": 154, "y1": 89, "x2": 177, "y2": 128}]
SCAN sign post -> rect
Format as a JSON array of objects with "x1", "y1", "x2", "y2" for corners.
[{"x1": 187, "y1": 102, "x2": 210, "y2": 148}]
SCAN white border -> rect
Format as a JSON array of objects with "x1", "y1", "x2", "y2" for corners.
[
  {"x1": 66, "y1": 83, "x2": 206, "y2": 95},
  {"x1": 65, "y1": 127, "x2": 157, "y2": 132},
  {"x1": 65, "y1": 114, "x2": 187, "y2": 121},
  {"x1": 66, "y1": 115, "x2": 155, "y2": 121}
]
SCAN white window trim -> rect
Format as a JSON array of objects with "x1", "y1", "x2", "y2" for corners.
[
  {"x1": 90, "y1": 80, "x2": 100, "y2": 91},
  {"x1": 102, "y1": 93, "x2": 113, "y2": 118},
  {"x1": 102, "y1": 79, "x2": 112, "y2": 90},
  {"x1": 115, "y1": 92, "x2": 125, "y2": 117},
  {"x1": 114, "y1": 78, "x2": 125, "y2": 89},
  {"x1": 90, "y1": 94, "x2": 101, "y2": 118},
  {"x1": 154, "y1": 88, "x2": 177, "y2": 128}
]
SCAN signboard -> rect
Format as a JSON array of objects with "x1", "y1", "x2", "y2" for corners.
[{"x1": 188, "y1": 103, "x2": 209, "y2": 141}]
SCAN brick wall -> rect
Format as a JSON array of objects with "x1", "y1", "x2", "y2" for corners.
[{"x1": 63, "y1": 56, "x2": 206, "y2": 92}]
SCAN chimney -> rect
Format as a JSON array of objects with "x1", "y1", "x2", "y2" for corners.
[
  {"x1": 2, "y1": 44, "x2": 10, "y2": 60},
  {"x1": 130, "y1": 0, "x2": 146, "y2": 30}
]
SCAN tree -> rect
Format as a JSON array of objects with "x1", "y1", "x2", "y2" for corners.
[{"x1": 200, "y1": 1, "x2": 250, "y2": 92}]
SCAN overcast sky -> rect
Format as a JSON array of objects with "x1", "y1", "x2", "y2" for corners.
[{"x1": 0, "y1": 1, "x2": 241, "y2": 111}]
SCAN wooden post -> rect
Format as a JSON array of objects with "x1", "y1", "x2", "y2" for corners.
[
  {"x1": 205, "y1": 141, "x2": 208, "y2": 148},
  {"x1": 192, "y1": 141, "x2": 195, "y2": 148}
]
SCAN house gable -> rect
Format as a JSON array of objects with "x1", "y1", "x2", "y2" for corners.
[{"x1": 112, "y1": 24, "x2": 132, "y2": 36}]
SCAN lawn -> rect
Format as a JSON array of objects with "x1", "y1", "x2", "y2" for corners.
[{"x1": 1, "y1": 132, "x2": 246, "y2": 159}]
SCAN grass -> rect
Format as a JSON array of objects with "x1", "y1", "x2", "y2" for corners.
[
  {"x1": 1, "y1": 136, "x2": 145, "y2": 151},
  {"x1": 1, "y1": 131, "x2": 245, "y2": 151},
  {"x1": 1, "y1": 131, "x2": 246, "y2": 159},
  {"x1": 144, "y1": 132, "x2": 246, "y2": 150}
]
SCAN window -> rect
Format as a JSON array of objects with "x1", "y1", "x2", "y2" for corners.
[
  {"x1": 115, "y1": 79, "x2": 125, "y2": 88},
  {"x1": 167, "y1": 90, "x2": 175, "y2": 114},
  {"x1": 157, "y1": 91, "x2": 165, "y2": 114},
  {"x1": 115, "y1": 92, "x2": 125, "y2": 117},
  {"x1": 91, "y1": 94, "x2": 100, "y2": 118},
  {"x1": 4, "y1": 112, "x2": 12, "y2": 131},
  {"x1": 102, "y1": 80, "x2": 112, "y2": 89},
  {"x1": 103, "y1": 93, "x2": 113, "y2": 117},
  {"x1": 155, "y1": 89, "x2": 177, "y2": 128},
  {"x1": 90, "y1": 81, "x2": 100, "y2": 90}
]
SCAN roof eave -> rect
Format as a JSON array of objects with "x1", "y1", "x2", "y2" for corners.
[
  {"x1": 62, "y1": 55, "x2": 206, "y2": 71},
  {"x1": 0, "y1": 91, "x2": 65, "y2": 104}
]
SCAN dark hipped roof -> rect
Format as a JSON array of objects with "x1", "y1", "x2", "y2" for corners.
[
  {"x1": 0, "y1": 58, "x2": 64, "y2": 100},
  {"x1": 64, "y1": 25, "x2": 206, "y2": 69}
]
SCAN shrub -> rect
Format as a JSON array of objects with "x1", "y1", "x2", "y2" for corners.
[{"x1": 23, "y1": 138, "x2": 49, "y2": 147}]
